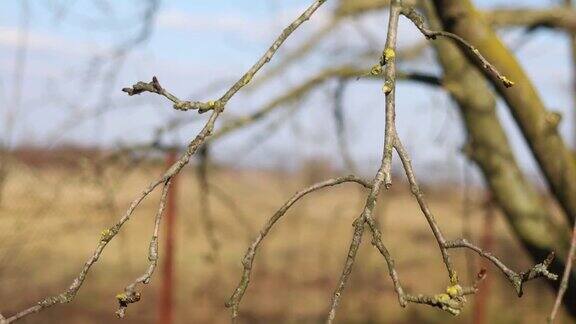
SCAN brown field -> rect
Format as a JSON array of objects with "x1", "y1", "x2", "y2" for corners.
[{"x1": 0, "y1": 159, "x2": 572, "y2": 324}]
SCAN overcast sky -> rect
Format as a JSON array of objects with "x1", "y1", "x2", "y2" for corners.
[{"x1": 0, "y1": 0, "x2": 572, "y2": 185}]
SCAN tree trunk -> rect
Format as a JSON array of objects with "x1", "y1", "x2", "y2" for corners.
[{"x1": 432, "y1": 0, "x2": 576, "y2": 229}]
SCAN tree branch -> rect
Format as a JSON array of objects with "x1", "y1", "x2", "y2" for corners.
[
  {"x1": 1, "y1": 0, "x2": 329, "y2": 322},
  {"x1": 401, "y1": 5, "x2": 514, "y2": 87},
  {"x1": 549, "y1": 220, "x2": 576, "y2": 322},
  {"x1": 226, "y1": 175, "x2": 372, "y2": 321},
  {"x1": 115, "y1": 179, "x2": 172, "y2": 318}
]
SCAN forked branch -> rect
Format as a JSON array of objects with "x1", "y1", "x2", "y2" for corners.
[
  {"x1": 1, "y1": 0, "x2": 330, "y2": 322},
  {"x1": 2, "y1": 0, "x2": 559, "y2": 323},
  {"x1": 323, "y1": 0, "x2": 553, "y2": 322},
  {"x1": 116, "y1": 179, "x2": 172, "y2": 318},
  {"x1": 226, "y1": 176, "x2": 372, "y2": 321}
]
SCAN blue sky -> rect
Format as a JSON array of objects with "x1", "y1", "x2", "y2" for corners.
[{"x1": 0, "y1": 0, "x2": 572, "y2": 184}]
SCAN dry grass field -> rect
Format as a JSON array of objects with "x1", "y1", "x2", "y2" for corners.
[{"x1": 0, "y1": 158, "x2": 572, "y2": 323}]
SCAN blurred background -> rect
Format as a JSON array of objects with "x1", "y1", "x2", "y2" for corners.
[{"x1": 0, "y1": 0, "x2": 575, "y2": 323}]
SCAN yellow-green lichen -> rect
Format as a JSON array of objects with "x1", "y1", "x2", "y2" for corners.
[
  {"x1": 500, "y1": 76, "x2": 515, "y2": 88},
  {"x1": 370, "y1": 64, "x2": 383, "y2": 76},
  {"x1": 435, "y1": 293, "x2": 450, "y2": 303},
  {"x1": 446, "y1": 284, "x2": 462, "y2": 298},
  {"x1": 382, "y1": 80, "x2": 394, "y2": 94},
  {"x1": 242, "y1": 75, "x2": 252, "y2": 86},
  {"x1": 100, "y1": 229, "x2": 114, "y2": 242},
  {"x1": 450, "y1": 270, "x2": 459, "y2": 285},
  {"x1": 116, "y1": 293, "x2": 128, "y2": 301},
  {"x1": 384, "y1": 48, "x2": 396, "y2": 62}
]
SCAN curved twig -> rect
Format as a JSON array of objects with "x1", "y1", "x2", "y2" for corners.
[
  {"x1": 115, "y1": 179, "x2": 172, "y2": 318},
  {"x1": 226, "y1": 175, "x2": 371, "y2": 321},
  {"x1": 2, "y1": 1, "x2": 329, "y2": 321},
  {"x1": 401, "y1": 5, "x2": 515, "y2": 87}
]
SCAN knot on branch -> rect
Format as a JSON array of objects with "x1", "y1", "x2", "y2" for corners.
[
  {"x1": 173, "y1": 100, "x2": 222, "y2": 113},
  {"x1": 122, "y1": 76, "x2": 163, "y2": 96},
  {"x1": 38, "y1": 294, "x2": 68, "y2": 308},
  {"x1": 148, "y1": 237, "x2": 159, "y2": 262},
  {"x1": 100, "y1": 227, "x2": 118, "y2": 243},
  {"x1": 499, "y1": 75, "x2": 515, "y2": 88},
  {"x1": 379, "y1": 48, "x2": 396, "y2": 66},
  {"x1": 115, "y1": 291, "x2": 142, "y2": 318},
  {"x1": 406, "y1": 286, "x2": 469, "y2": 316},
  {"x1": 401, "y1": 6, "x2": 426, "y2": 32},
  {"x1": 513, "y1": 252, "x2": 557, "y2": 297},
  {"x1": 123, "y1": 77, "x2": 221, "y2": 113},
  {"x1": 370, "y1": 64, "x2": 383, "y2": 76},
  {"x1": 412, "y1": 269, "x2": 484, "y2": 316},
  {"x1": 382, "y1": 80, "x2": 394, "y2": 95},
  {"x1": 544, "y1": 111, "x2": 562, "y2": 133},
  {"x1": 433, "y1": 291, "x2": 466, "y2": 316}
]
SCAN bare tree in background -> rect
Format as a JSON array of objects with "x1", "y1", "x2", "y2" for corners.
[{"x1": 3, "y1": 0, "x2": 576, "y2": 323}]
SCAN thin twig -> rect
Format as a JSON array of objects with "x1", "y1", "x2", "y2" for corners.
[
  {"x1": 212, "y1": 65, "x2": 440, "y2": 142},
  {"x1": 380, "y1": 0, "x2": 402, "y2": 189},
  {"x1": 248, "y1": 17, "x2": 340, "y2": 90},
  {"x1": 3, "y1": 1, "x2": 330, "y2": 321},
  {"x1": 123, "y1": 0, "x2": 329, "y2": 114},
  {"x1": 226, "y1": 175, "x2": 371, "y2": 321},
  {"x1": 395, "y1": 137, "x2": 455, "y2": 278},
  {"x1": 401, "y1": 5, "x2": 515, "y2": 87},
  {"x1": 1, "y1": 173, "x2": 167, "y2": 323},
  {"x1": 115, "y1": 179, "x2": 172, "y2": 318},
  {"x1": 326, "y1": 214, "x2": 368, "y2": 323},
  {"x1": 326, "y1": 1, "x2": 554, "y2": 321},
  {"x1": 445, "y1": 239, "x2": 557, "y2": 296},
  {"x1": 328, "y1": 2, "x2": 404, "y2": 322},
  {"x1": 548, "y1": 219, "x2": 576, "y2": 323}
]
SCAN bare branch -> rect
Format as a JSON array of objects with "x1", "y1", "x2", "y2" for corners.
[
  {"x1": 401, "y1": 5, "x2": 515, "y2": 88},
  {"x1": 226, "y1": 176, "x2": 371, "y2": 321},
  {"x1": 446, "y1": 239, "x2": 557, "y2": 297},
  {"x1": 3, "y1": 1, "x2": 330, "y2": 321},
  {"x1": 4, "y1": 1, "x2": 561, "y2": 323},
  {"x1": 1, "y1": 173, "x2": 167, "y2": 323},
  {"x1": 249, "y1": 17, "x2": 340, "y2": 90},
  {"x1": 115, "y1": 179, "x2": 172, "y2": 318},
  {"x1": 326, "y1": 1, "x2": 556, "y2": 321},
  {"x1": 379, "y1": 0, "x2": 402, "y2": 189},
  {"x1": 394, "y1": 137, "x2": 455, "y2": 277},
  {"x1": 213, "y1": 65, "x2": 440, "y2": 143},
  {"x1": 329, "y1": 2, "x2": 404, "y2": 322},
  {"x1": 327, "y1": 215, "x2": 368, "y2": 323},
  {"x1": 548, "y1": 220, "x2": 576, "y2": 323}
]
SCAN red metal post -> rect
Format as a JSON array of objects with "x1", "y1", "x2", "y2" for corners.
[
  {"x1": 158, "y1": 150, "x2": 178, "y2": 324},
  {"x1": 473, "y1": 196, "x2": 495, "y2": 324}
]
